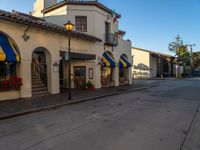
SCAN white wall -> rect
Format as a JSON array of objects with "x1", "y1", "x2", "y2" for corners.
[
  {"x1": 132, "y1": 48, "x2": 150, "y2": 78},
  {"x1": 150, "y1": 55, "x2": 157, "y2": 78},
  {"x1": 40, "y1": 4, "x2": 119, "y2": 41},
  {"x1": 0, "y1": 20, "x2": 98, "y2": 99}
]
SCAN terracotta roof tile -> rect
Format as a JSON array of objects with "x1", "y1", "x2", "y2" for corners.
[
  {"x1": 43, "y1": 0, "x2": 121, "y2": 18},
  {"x1": 0, "y1": 9, "x2": 102, "y2": 42}
]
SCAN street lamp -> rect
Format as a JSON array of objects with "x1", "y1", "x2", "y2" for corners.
[{"x1": 64, "y1": 21, "x2": 74, "y2": 100}]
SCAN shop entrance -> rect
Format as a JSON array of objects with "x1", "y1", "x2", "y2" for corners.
[
  {"x1": 119, "y1": 67, "x2": 129, "y2": 85},
  {"x1": 31, "y1": 47, "x2": 51, "y2": 96},
  {"x1": 101, "y1": 67, "x2": 114, "y2": 87},
  {"x1": 119, "y1": 54, "x2": 131, "y2": 85},
  {"x1": 74, "y1": 66, "x2": 86, "y2": 89}
]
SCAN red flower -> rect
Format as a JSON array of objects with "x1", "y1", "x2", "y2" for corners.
[{"x1": 0, "y1": 76, "x2": 23, "y2": 91}]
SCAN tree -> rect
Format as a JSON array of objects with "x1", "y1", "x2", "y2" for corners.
[
  {"x1": 169, "y1": 35, "x2": 191, "y2": 76},
  {"x1": 193, "y1": 51, "x2": 200, "y2": 69},
  {"x1": 169, "y1": 35, "x2": 189, "y2": 59}
]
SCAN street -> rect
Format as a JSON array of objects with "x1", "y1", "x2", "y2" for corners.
[{"x1": 0, "y1": 79, "x2": 200, "y2": 150}]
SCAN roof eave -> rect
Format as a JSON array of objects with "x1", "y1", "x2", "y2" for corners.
[
  {"x1": 0, "y1": 10, "x2": 102, "y2": 43},
  {"x1": 42, "y1": 1, "x2": 121, "y2": 18}
]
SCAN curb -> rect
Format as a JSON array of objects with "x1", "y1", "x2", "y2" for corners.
[{"x1": 0, "y1": 85, "x2": 155, "y2": 121}]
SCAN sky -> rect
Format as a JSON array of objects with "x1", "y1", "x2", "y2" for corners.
[{"x1": 0, "y1": 0, "x2": 200, "y2": 55}]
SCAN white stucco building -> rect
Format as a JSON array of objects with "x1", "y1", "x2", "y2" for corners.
[
  {"x1": 132, "y1": 47, "x2": 175, "y2": 79},
  {"x1": 0, "y1": 0, "x2": 132, "y2": 100}
]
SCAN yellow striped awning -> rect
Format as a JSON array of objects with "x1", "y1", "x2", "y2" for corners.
[
  {"x1": 119, "y1": 54, "x2": 131, "y2": 68},
  {"x1": 0, "y1": 33, "x2": 20, "y2": 62},
  {"x1": 102, "y1": 51, "x2": 117, "y2": 67},
  {"x1": 0, "y1": 45, "x2": 6, "y2": 61}
]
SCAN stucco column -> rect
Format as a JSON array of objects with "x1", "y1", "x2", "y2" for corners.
[
  {"x1": 168, "y1": 62, "x2": 172, "y2": 77},
  {"x1": 95, "y1": 64, "x2": 101, "y2": 89},
  {"x1": 50, "y1": 60, "x2": 60, "y2": 94},
  {"x1": 113, "y1": 67, "x2": 119, "y2": 87},
  {"x1": 128, "y1": 67, "x2": 133, "y2": 85},
  {"x1": 20, "y1": 59, "x2": 32, "y2": 98}
]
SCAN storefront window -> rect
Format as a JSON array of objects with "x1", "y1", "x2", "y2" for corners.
[
  {"x1": 101, "y1": 67, "x2": 115, "y2": 87},
  {"x1": 0, "y1": 62, "x2": 16, "y2": 77},
  {"x1": 119, "y1": 68, "x2": 125, "y2": 78},
  {"x1": 119, "y1": 67, "x2": 129, "y2": 85}
]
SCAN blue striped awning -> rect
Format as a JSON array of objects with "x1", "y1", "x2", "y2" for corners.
[
  {"x1": 119, "y1": 54, "x2": 131, "y2": 68},
  {"x1": 0, "y1": 33, "x2": 20, "y2": 62},
  {"x1": 102, "y1": 51, "x2": 117, "y2": 68}
]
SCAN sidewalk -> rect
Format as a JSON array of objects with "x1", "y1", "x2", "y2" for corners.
[{"x1": 0, "y1": 82, "x2": 154, "y2": 120}]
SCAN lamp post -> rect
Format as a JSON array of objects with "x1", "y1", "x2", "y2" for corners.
[{"x1": 64, "y1": 21, "x2": 74, "y2": 100}]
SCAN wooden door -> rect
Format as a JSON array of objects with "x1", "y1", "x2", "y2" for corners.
[{"x1": 74, "y1": 66, "x2": 86, "y2": 89}]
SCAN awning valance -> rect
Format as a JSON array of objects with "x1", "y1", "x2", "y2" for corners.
[
  {"x1": 60, "y1": 51, "x2": 96, "y2": 60},
  {"x1": 0, "y1": 33, "x2": 20, "y2": 62},
  {"x1": 119, "y1": 55, "x2": 131, "y2": 68},
  {"x1": 102, "y1": 51, "x2": 117, "y2": 68}
]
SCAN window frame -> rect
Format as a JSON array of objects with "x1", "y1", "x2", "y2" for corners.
[
  {"x1": 75, "y1": 16, "x2": 87, "y2": 32},
  {"x1": 0, "y1": 62, "x2": 17, "y2": 77}
]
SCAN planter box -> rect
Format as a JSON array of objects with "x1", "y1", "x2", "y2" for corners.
[
  {"x1": 0, "y1": 87, "x2": 20, "y2": 92},
  {"x1": 86, "y1": 87, "x2": 96, "y2": 91},
  {"x1": 0, "y1": 90, "x2": 20, "y2": 101}
]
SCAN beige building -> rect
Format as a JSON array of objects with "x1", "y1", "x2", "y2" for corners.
[
  {"x1": 132, "y1": 47, "x2": 175, "y2": 79},
  {"x1": 0, "y1": 0, "x2": 132, "y2": 101}
]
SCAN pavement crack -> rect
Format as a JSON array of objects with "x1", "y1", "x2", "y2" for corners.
[
  {"x1": 21, "y1": 100, "x2": 144, "y2": 150},
  {"x1": 179, "y1": 104, "x2": 200, "y2": 150}
]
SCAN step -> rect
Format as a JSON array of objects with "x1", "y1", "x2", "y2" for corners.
[
  {"x1": 32, "y1": 93, "x2": 50, "y2": 97},
  {"x1": 32, "y1": 80, "x2": 44, "y2": 85},
  {"x1": 32, "y1": 90, "x2": 49, "y2": 95},
  {"x1": 32, "y1": 87, "x2": 48, "y2": 93},
  {"x1": 32, "y1": 78, "x2": 41, "y2": 81},
  {"x1": 32, "y1": 84, "x2": 46, "y2": 88},
  {"x1": 32, "y1": 76, "x2": 38, "y2": 80}
]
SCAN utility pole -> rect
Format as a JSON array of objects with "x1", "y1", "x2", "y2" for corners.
[{"x1": 186, "y1": 44, "x2": 195, "y2": 76}]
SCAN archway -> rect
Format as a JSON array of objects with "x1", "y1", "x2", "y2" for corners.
[
  {"x1": 0, "y1": 31, "x2": 21, "y2": 80},
  {"x1": 119, "y1": 54, "x2": 131, "y2": 85},
  {"x1": 101, "y1": 51, "x2": 117, "y2": 87},
  {"x1": 32, "y1": 47, "x2": 51, "y2": 96}
]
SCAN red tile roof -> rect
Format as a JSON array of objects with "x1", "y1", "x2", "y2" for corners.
[
  {"x1": 42, "y1": 0, "x2": 121, "y2": 18},
  {"x1": 0, "y1": 9, "x2": 102, "y2": 42}
]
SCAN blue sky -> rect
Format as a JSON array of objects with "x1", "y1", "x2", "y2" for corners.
[{"x1": 0, "y1": 0, "x2": 200, "y2": 54}]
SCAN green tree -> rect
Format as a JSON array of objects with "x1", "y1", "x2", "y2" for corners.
[
  {"x1": 169, "y1": 35, "x2": 189, "y2": 58},
  {"x1": 169, "y1": 35, "x2": 191, "y2": 76},
  {"x1": 193, "y1": 51, "x2": 200, "y2": 69}
]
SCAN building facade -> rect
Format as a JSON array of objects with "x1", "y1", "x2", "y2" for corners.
[
  {"x1": 132, "y1": 47, "x2": 175, "y2": 79},
  {"x1": 0, "y1": 0, "x2": 132, "y2": 100}
]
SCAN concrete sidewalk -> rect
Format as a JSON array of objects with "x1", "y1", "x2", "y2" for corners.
[{"x1": 0, "y1": 83, "x2": 155, "y2": 120}]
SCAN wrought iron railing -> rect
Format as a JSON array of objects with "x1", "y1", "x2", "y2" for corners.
[
  {"x1": 105, "y1": 33, "x2": 118, "y2": 46},
  {"x1": 32, "y1": 62, "x2": 47, "y2": 86}
]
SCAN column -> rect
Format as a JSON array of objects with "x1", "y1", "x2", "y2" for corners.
[
  {"x1": 128, "y1": 67, "x2": 133, "y2": 85},
  {"x1": 94, "y1": 64, "x2": 101, "y2": 88},
  {"x1": 20, "y1": 59, "x2": 32, "y2": 98},
  {"x1": 50, "y1": 60, "x2": 60, "y2": 94},
  {"x1": 113, "y1": 67, "x2": 119, "y2": 86},
  {"x1": 168, "y1": 62, "x2": 172, "y2": 77}
]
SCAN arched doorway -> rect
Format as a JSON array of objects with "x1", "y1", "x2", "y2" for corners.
[
  {"x1": 119, "y1": 54, "x2": 131, "y2": 85},
  {"x1": 32, "y1": 47, "x2": 51, "y2": 96},
  {"x1": 0, "y1": 31, "x2": 21, "y2": 88},
  {"x1": 101, "y1": 51, "x2": 117, "y2": 87}
]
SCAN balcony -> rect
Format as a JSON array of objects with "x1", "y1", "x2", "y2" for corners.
[{"x1": 105, "y1": 33, "x2": 118, "y2": 46}]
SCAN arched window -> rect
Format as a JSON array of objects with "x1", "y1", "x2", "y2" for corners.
[{"x1": 0, "y1": 32, "x2": 20, "y2": 77}]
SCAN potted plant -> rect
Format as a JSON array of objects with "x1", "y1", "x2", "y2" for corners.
[
  {"x1": 81, "y1": 81, "x2": 95, "y2": 90},
  {"x1": 0, "y1": 76, "x2": 22, "y2": 91},
  {"x1": 86, "y1": 81, "x2": 95, "y2": 90},
  {"x1": 81, "y1": 82, "x2": 88, "y2": 90}
]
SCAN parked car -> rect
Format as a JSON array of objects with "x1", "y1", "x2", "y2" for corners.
[{"x1": 193, "y1": 70, "x2": 200, "y2": 76}]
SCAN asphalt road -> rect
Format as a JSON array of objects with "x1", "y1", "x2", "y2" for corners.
[{"x1": 0, "y1": 79, "x2": 200, "y2": 150}]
